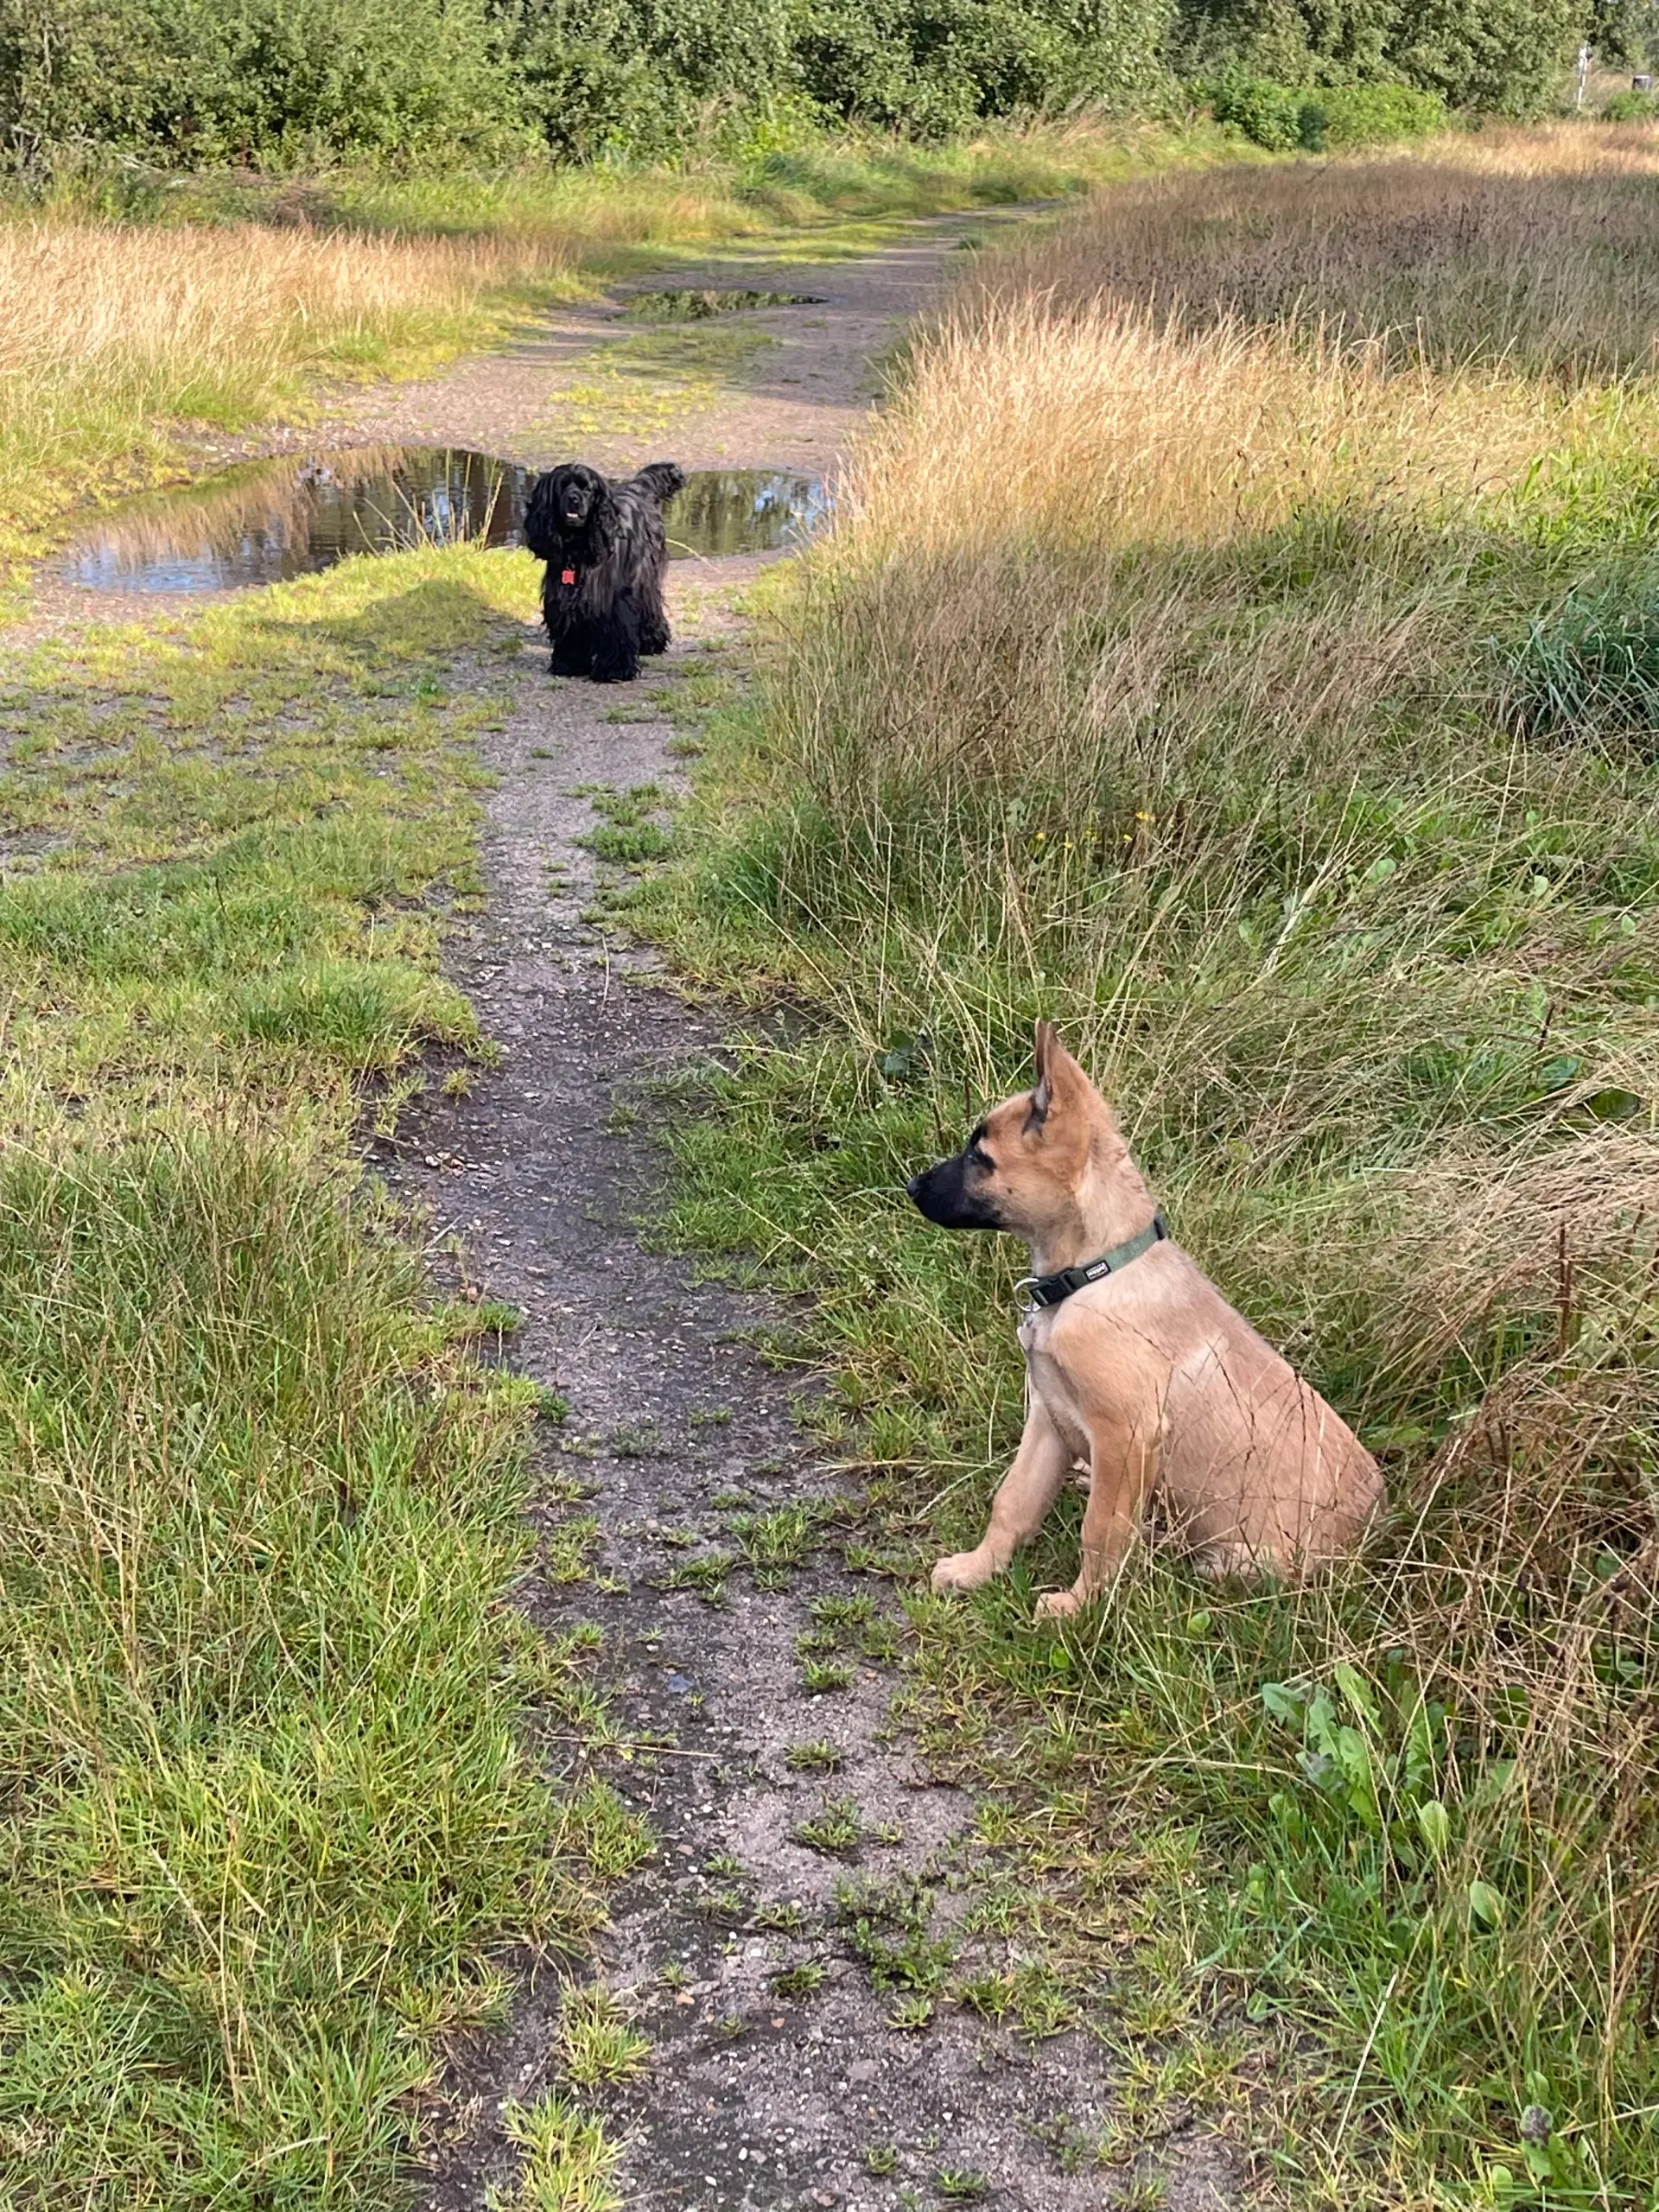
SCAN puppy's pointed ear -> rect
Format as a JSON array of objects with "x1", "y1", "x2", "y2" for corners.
[
  {"x1": 1028, "y1": 1019, "x2": 1056, "y2": 1128},
  {"x1": 1027, "y1": 1020, "x2": 1093, "y2": 1140}
]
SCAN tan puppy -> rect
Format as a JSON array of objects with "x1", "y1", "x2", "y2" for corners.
[{"x1": 906, "y1": 1021, "x2": 1382, "y2": 1615}]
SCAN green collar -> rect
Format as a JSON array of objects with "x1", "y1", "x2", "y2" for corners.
[{"x1": 1018, "y1": 1212, "x2": 1169, "y2": 1312}]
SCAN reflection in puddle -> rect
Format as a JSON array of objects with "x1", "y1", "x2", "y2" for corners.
[
  {"x1": 58, "y1": 449, "x2": 828, "y2": 594},
  {"x1": 665, "y1": 469, "x2": 830, "y2": 560}
]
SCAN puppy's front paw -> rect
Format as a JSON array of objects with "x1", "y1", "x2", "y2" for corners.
[
  {"x1": 1034, "y1": 1587, "x2": 1083, "y2": 1621},
  {"x1": 931, "y1": 1549, "x2": 997, "y2": 1594}
]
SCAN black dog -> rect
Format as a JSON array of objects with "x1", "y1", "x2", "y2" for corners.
[{"x1": 522, "y1": 460, "x2": 684, "y2": 683}]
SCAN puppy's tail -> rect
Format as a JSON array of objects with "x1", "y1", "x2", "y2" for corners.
[{"x1": 632, "y1": 461, "x2": 686, "y2": 507}]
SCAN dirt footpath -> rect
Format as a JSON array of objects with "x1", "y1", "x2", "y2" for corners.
[
  {"x1": 334, "y1": 209, "x2": 1014, "y2": 479},
  {"x1": 374, "y1": 218, "x2": 1241, "y2": 2212}
]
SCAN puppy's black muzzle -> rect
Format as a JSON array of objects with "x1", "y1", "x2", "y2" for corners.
[{"x1": 907, "y1": 1153, "x2": 1002, "y2": 1231}]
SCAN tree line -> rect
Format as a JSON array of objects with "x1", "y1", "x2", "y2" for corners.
[{"x1": 0, "y1": 0, "x2": 1640, "y2": 170}]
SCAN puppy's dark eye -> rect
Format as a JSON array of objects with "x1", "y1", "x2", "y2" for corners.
[{"x1": 968, "y1": 1140, "x2": 995, "y2": 1175}]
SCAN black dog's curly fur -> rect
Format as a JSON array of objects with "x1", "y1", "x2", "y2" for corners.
[{"x1": 523, "y1": 460, "x2": 685, "y2": 683}]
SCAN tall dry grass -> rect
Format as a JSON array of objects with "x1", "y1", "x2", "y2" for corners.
[
  {"x1": 658, "y1": 126, "x2": 1659, "y2": 2200},
  {"x1": 0, "y1": 219, "x2": 566, "y2": 543},
  {"x1": 951, "y1": 121, "x2": 1659, "y2": 379}
]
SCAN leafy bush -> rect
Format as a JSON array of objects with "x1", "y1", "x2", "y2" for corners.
[
  {"x1": 1210, "y1": 71, "x2": 1323, "y2": 149},
  {"x1": 1, "y1": 0, "x2": 1175, "y2": 167},
  {"x1": 1179, "y1": 0, "x2": 1585, "y2": 118},
  {"x1": 1389, "y1": 0, "x2": 1586, "y2": 116},
  {"x1": 793, "y1": 0, "x2": 1173, "y2": 138},
  {"x1": 0, "y1": 0, "x2": 525, "y2": 166},
  {"x1": 1319, "y1": 78, "x2": 1446, "y2": 143},
  {"x1": 1603, "y1": 87, "x2": 1659, "y2": 120},
  {"x1": 1211, "y1": 70, "x2": 1446, "y2": 150},
  {"x1": 502, "y1": 0, "x2": 800, "y2": 162},
  {"x1": 0, "y1": 0, "x2": 1539, "y2": 168}
]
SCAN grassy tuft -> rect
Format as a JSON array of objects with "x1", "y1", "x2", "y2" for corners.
[
  {"x1": 1510, "y1": 575, "x2": 1659, "y2": 753},
  {"x1": 552, "y1": 1986, "x2": 652, "y2": 2088},
  {"x1": 493, "y1": 2094, "x2": 623, "y2": 2212}
]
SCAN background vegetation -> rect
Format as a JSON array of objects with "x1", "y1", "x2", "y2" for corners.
[
  {"x1": 1, "y1": 0, "x2": 1621, "y2": 174},
  {"x1": 646, "y1": 124, "x2": 1659, "y2": 2202}
]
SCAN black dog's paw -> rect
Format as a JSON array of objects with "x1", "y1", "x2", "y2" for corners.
[{"x1": 591, "y1": 664, "x2": 640, "y2": 685}]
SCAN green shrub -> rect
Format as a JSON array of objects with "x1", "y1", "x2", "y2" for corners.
[
  {"x1": 1603, "y1": 87, "x2": 1659, "y2": 121},
  {"x1": 1387, "y1": 0, "x2": 1585, "y2": 116},
  {"x1": 1177, "y1": 0, "x2": 1585, "y2": 119},
  {"x1": 503, "y1": 0, "x2": 800, "y2": 162},
  {"x1": 0, "y1": 0, "x2": 1491, "y2": 171},
  {"x1": 1319, "y1": 78, "x2": 1446, "y2": 143},
  {"x1": 0, "y1": 0, "x2": 526, "y2": 167},
  {"x1": 1209, "y1": 73, "x2": 1327, "y2": 149},
  {"x1": 792, "y1": 0, "x2": 1173, "y2": 138},
  {"x1": 1, "y1": 0, "x2": 1177, "y2": 168},
  {"x1": 1211, "y1": 70, "x2": 1446, "y2": 151}
]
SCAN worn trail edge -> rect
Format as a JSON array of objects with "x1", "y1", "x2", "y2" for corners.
[{"x1": 385, "y1": 221, "x2": 1238, "y2": 2212}]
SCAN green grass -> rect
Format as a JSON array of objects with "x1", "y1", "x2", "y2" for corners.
[
  {"x1": 731, "y1": 1499, "x2": 822, "y2": 1587},
  {"x1": 785, "y1": 1738, "x2": 845, "y2": 1771},
  {"x1": 793, "y1": 1796, "x2": 866, "y2": 1854},
  {"x1": 1510, "y1": 570, "x2": 1659, "y2": 752},
  {"x1": 494, "y1": 2094, "x2": 624, "y2": 2212},
  {"x1": 577, "y1": 783, "x2": 677, "y2": 868},
  {"x1": 0, "y1": 542, "x2": 639, "y2": 2207},
  {"x1": 633, "y1": 135, "x2": 1659, "y2": 2207},
  {"x1": 302, "y1": 118, "x2": 1255, "y2": 246},
  {"x1": 544, "y1": 318, "x2": 780, "y2": 443},
  {"x1": 772, "y1": 1960, "x2": 826, "y2": 1997},
  {"x1": 551, "y1": 1986, "x2": 652, "y2": 2088}
]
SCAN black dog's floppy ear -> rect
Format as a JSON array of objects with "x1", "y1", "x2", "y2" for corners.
[
  {"x1": 587, "y1": 474, "x2": 618, "y2": 556},
  {"x1": 522, "y1": 468, "x2": 567, "y2": 563}
]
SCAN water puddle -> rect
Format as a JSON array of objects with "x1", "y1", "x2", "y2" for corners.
[
  {"x1": 56, "y1": 449, "x2": 828, "y2": 594},
  {"x1": 619, "y1": 287, "x2": 825, "y2": 319},
  {"x1": 664, "y1": 468, "x2": 830, "y2": 560}
]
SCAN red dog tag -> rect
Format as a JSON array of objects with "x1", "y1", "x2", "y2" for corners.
[{"x1": 561, "y1": 568, "x2": 577, "y2": 585}]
